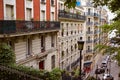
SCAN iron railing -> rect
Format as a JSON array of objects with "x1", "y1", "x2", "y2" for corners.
[
  {"x1": 94, "y1": 22, "x2": 99, "y2": 26},
  {"x1": 94, "y1": 30, "x2": 99, "y2": 34},
  {"x1": 86, "y1": 40, "x2": 92, "y2": 43},
  {"x1": 86, "y1": 12, "x2": 94, "y2": 16},
  {"x1": 86, "y1": 49, "x2": 92, "y2": 53},
  {"x1": 58, "y1": 10, "x2": 86, "y2": 21},
  {"x1": 86, "y1": 31, "x2": 93, "y2": 34},
  {"x1": 0, "y1": 20, "x2": 60, "y2": 34},
  {"x1": 86, "y1": 21, "x2": 93, "y2": 26},
  {"x1": 94, "y1": 13, "x2": 99, "y2": 17}
]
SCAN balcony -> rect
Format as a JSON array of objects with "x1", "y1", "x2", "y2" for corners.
[
  {"x1": 94, "y1": 30, "x2": 99, "y2": 34},
  {"x1": 94, "y1": 13, "x2": 99, "y2": 17},
  {"x1": 86, "y1": 49, "x2": 92, "y2": 53},
  {"x1": 58, "y1": 10, "x2": 86, "y2": 21},
  {"x1": 0, "y1": 20, "x2": 60, "y2": 34},
  {"x1": 86, "y1": 40, "x2": 92, "y2": 43},
  {"x1": 86, "y1": 12, "x2": 94, "y2": 16},
  {"x1": 86, "y1": 22, "x2": 93, "y2": 26},
  {"x1": 94, "y1": 38, "x2": 99, "y2": 43},
  {"x1": 94, "y1": 22, "x2": 99, "y2": 26},
  {"x1": 86, "y1": 31, "x2": 93, "y2": 34}
]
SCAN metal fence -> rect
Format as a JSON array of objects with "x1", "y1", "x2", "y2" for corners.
[{"x1": 0, "y1": 20, "x2": 60, "y2": 34}]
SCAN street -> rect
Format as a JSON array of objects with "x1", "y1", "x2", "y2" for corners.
[{"x1": 88, "y1": 54, "x2": 120, "y2": 80}]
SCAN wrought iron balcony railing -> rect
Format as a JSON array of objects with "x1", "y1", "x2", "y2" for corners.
[
  {"x1": 0, "y1": 20, "x2": 60, "y2": 34},
  {"x1": 58, "y1": 10, "x2": 86, "y2": 21},
  {"x1": 86, "y1": 40, "x2": 93, "y2": 43},
  {"x1": 94, "y1": 38, "x2": 99, "y2": 43},
  {"x1": 86, "y1": 49, "x2": 92, "y2": 53},
  {"x1": 86, "y1": 12, "x2": 94, "y2": 16},
  {"x1": 94, "y1": 22, "x2": 99, "y2": 26},
  {"x1": 86, "y1": 31, "x2": 93, "y2": 34},
  {"x1": 94, "y1": 30, "x2": 99, "y2": 34},
  {"x1": 94, "y1": 13, "x2": 99, "y2": 17},
  {"x1": 86, "y1": 21, "x2": 93, "y2": 26}
]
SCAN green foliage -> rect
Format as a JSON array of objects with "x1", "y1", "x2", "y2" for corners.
[
  {"x1": 49, "y1": 68, "x2": 62, "y2": 80},
  {"x1": 0, "y1": 43, "x2": 15, "y2": 65},
  {"x1": 64, "y1": 0, "x2": 76, "y2": 8}
]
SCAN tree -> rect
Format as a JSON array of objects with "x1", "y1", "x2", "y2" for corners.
[{"x1": 0, "y1": 43, "x2": 15, "y2": 65}]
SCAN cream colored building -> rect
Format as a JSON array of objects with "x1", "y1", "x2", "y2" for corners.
[
  {"x1": 81, "y1": 0, "x2": 108, "y2": 72},
  {"x1": 58, "y1": 0, "x2": 86, "y2": 71},
  {"x1": 0, "y1": 0, "x2": 60, "y2": 71}
]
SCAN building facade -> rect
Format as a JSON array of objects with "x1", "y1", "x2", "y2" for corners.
[
  {"x1": 58, "y1": 0, "x2": 86, "y2": 71},
  {"x1": 0, "y1": 0, "x2": 60, "y2": 71},
  {"x1": 82, "y1": 0, "x2": 108, "y2": 73}
]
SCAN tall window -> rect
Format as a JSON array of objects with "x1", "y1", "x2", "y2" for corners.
[
  {"x1": 88, "y1": 46, "x2": 90, "y2": 50},
  {"x1": 51, "y1": 0, "x2": 54, "y2": 6},
  {"x1": 41, "y1": 10, "x2": 45, "y2": 21},
  {"x1": 27, "y1": 38, "x2": 32, "y2": 56},
  {"x1": 6, "y1": 5, "x2": 14, "y2": 20},
  {"x1": 51, "y1": 12, "x2": 54, "y2": 21},
  {"x1": 88, "y1": 36, "x2": 90, "y2": 41},
  {"x1": 88, "y1": 27, "x2": 90, "y2": 32},
  {"x1": 26, "y1": 8, "x2": 32, "y2": 20},
  {"x1": 61, "y1": 51, "x2": 64, "y2": 59},
  {"x1": 51, "y1": 35, "x2": 55, "y2": 47},
  {"x1": 88, "y1": 8, "x2": 91, "y2": 14},
  {"x1": 51, "y1": 55, "x2": 55, "y2": 69},
  {"x1": 41, "y1": 36, "x2": 45, "y2": 52},
  {"x1": 88, "y1": 18, "x2": 91, "y2": 22},
  {"x1": 66, "y1": 23, "x2": 68, "y2": 36}
]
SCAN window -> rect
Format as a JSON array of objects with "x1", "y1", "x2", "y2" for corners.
[
  {"x1": 51, "y1": 12, "x2": 54, "y2": 21},
  {"x1": 41, "y1": 10, "x2": 45, "y2": 21},
  {"x1": 88, "y1": 46, "x2": 90, "y2": 50},
  {"x1": 51, "y1": 0, "x2": 54, "y2": 6},
  {"x1": 66, "y1": 23, "x2": 68, "y2": 36},
  {"x1": 6, "y1": 5, "x2": 14, "y2": 20},
  {"x1": 71, "y1": 46, "x2": 73, "y2": 52},
  {"x1": 88, "y1": 18, "x2": 91, "y2": 22},
  {"x1": 41, "y1": 0, "x2": 46, "y2": 4},
  {"x1": 88, "y1": 36, "x2": 90, "y2": 41},
  {"x1": 61, "y1": 51, "x2": 64, "y2": 59},
  {"x1": 26, "y1": 38, "x2": 32, "y2": 56},
  {"x1": 41, "y1": 36, "x2": 45, "y2": 52},
  {"x1": 80, "y1": 37, "x2": 82, "y2": 40},
  {"x1": 88, "y1": 8, "x2": 91, "y2": 14},
  {"x1": 88, "y1": 27, "x2": 90, "y2": 32},
  {"x1": 66, "y1": 49, "x2": 68, "y2": 56},
  {"x1": 26, "y1": 8, "x2": 32, "y2": 20},
  {"x1": 51, "y1": 35, "x2": 55, "y2": 47},
  {"x1": 51, "y1": 55, "x2": 55, "y2": 69}
]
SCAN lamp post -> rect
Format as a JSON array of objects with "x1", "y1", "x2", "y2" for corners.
[{"x1": 77, "y1": 41, "x2": 84, "y2": 80}]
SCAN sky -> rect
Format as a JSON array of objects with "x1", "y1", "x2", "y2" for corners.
[{"x1": 103, "y1": 6, "x2": 116, "y2": 20}]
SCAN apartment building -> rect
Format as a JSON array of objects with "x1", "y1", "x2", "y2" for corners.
[
  {"x1": 82, "y1": 0, "x2": 108, "y2": 73},
  {"x1": 0, "y1": 0, "x2": 60, "y2": 71},
  {"x1": 58, "y1": 0, "x2": 86, "y2": 71}
]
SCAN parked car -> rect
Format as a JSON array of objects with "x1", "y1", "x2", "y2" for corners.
[
  {"x1": 102, "y1": 74, "x2": 114, "y2": 80},
  {"x1": 101, "y1": 60, "x2": 107, "y2": 68}
]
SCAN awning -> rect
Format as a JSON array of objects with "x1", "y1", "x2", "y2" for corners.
[{"x1": 84, "y1": 61, "x2": 92, "y2": 67}]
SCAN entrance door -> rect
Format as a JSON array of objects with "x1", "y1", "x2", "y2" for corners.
[{"x1": 39, "y1": 61, "x2": 44, "y2": 69}]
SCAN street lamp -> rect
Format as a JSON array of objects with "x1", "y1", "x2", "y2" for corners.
[{"x1": 77, "y1": 41, "x2": 84, "y2": 80}]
